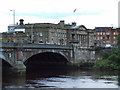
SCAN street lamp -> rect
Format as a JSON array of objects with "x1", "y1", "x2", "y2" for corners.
[{"x1": 10, "y1": 10, "x2": 15, "y2": 26}]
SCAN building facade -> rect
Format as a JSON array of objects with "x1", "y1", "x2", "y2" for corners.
[
  {"x1": 95, "y1": 27, "x2": 120, "y2": 47},
  {"x1": 2, "y1": 19, "x2": 95, "y2": 49},
  {"x1": 1, "y1": 32, "x2": 28, "y2": 43},
  {"x1": 25, "y1": 20, "x2": 95, "y2": 48},
  {"x1": 0, "y1": 19, "x2": 96, "y2": 62},
  {"x1": 25, "y1": 21, "x2": 67, "y2": 45},
  {"x1": 69, "y1": 25, "x2": 94, "y2": 48},
  {"x1": 8, "y1": 19, "x2": 25, "y2": 33}
]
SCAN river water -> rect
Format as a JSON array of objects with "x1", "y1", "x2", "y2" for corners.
[{"x1": 2, "y1": 68, "x2": 119, "y2": 89}]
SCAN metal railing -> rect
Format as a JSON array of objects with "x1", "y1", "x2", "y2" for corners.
[{"x1": 0, "y1": 43, "x2": 72, "y2": 50}]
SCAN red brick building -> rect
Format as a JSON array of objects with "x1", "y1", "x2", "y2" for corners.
[{"x1": 95, "y1": 27, "x2": 120, "y2": 48}]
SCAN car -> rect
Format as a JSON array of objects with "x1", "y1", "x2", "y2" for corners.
[{"x1": 105, "y1": 44, "x2": 112, "y2": 48}]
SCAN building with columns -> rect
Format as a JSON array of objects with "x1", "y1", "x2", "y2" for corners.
[
  {"x1": 2, "y1": 19, "x2": 95, "y2": 49},
  {"x1": 69, "y1": 25, "x2": 94, "y2": 48},
  {"x1": 25, "y1": 20, "x2": 95, "y2": 48}
]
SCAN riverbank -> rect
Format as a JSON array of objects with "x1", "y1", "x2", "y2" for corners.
[
  {"x1": 67, "y1": 60, "x2": 120, "y2": 70},
  {"x1": 94, "y1": 48, "x2": 120, "y2": 70},
  {"x1": 67, "y1": 61, "x2": 94, "y2": 69},
  {"x1": 94, "y1": 59, "x2": 120, "y2": 70}
]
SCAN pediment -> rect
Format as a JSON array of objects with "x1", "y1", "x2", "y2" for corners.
[{"x1": 78, "y1": 25, "x2": 87, "y2": 31}]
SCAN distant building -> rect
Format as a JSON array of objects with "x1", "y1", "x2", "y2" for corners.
[
  {"x1": 8, "y1": 25, "x2": 16, "y2": 32},
  {"x1": 69, "y1": 25, "x2": 94, "y2": 48},
  {"x1": 95, "y1": 27, "x2": 120, "y2": 48},
  {"x1": 25, "y1": 21, "x2": 94, "y2": 48},
  {"x1": 8, "y1": 19, "x2": 25, "y2": 33},
  {"x1": 2, "y1": 19, "x2": 28, "y2": 43},
  {"x1": 25, "y1": 20, "x2": 68, "y2": 45},
  {"x1": 3, "y1": 19, "x2": 95, "y2": 50},
  {"x1": 1, "y1": 32, "x2": 28, "y2": 43}
]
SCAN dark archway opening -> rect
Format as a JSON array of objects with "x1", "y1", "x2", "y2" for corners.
[
  {"x1": 24, "y1": 52, "x2": 68, "y2": 71},
  {"x1": 1, "y1": 58, "x2": 12, "y2": 69},
  {"x1": 0, "y1": 58, "x2": 13, "y2": 77}
]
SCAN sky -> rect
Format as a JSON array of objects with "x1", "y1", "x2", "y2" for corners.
[{"x1": 0, "y1": 0, "x2": 119, "y2": 32}]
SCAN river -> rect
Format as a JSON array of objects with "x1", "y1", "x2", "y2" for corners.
[{"x1": 2, "y1": 68, "x2": 119, "y2": 89}]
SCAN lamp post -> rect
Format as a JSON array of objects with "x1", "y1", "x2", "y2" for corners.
[{"x1": 10, "y1": 10, "x2": 15, "y2": 26}]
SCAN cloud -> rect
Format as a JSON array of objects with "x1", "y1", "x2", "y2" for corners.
[
  {"x1": 0, "y1": 13, "x2": 11, "y2": 32},
  {"x1": 0, "y1": 0, "x2": 119, "y2": 32},
  {"x1": 1, "y1": 0, "x2": 118, "y2": 13}
]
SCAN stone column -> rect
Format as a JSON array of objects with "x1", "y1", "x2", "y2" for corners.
[{"x1": 13, "y1": 49, "x2": 26, "y2": 72}]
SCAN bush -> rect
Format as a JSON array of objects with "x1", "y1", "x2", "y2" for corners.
[
  {"x1": 94, "y1": 58, "x2": 120, "y2": 70},
  {"x1": 108, "y1": 54, "x2": 120, "y2": 63},
  {"x1": 95, "y1": 59, "x2": 109, "y2": 68},
  {"x1": 102, "y1": 49, "x2": 113, "y2": 59}
]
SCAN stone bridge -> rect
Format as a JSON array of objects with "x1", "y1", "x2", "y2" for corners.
[{"x1": 0, "y1": 43, "x2": 73, "y2": 71}]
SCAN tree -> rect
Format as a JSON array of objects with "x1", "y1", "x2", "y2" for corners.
[
  {"x1": 108, "y1": 54, "x2": 120, "y2": 63},
  {"x1": 117, "y1": 34, "x2": 120, "y2": 50}
]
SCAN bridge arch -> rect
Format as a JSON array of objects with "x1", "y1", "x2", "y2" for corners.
[
  {"x1": 0, "y1": 58, "x2": 13, "y2": 68},
  {"x1": 24, "y1": 52, "x2": 68, "y2": 69},
  {"x1": 0, "y1": 53, "x2": 6, "y2": 60}
]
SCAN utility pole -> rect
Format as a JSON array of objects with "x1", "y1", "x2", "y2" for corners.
[{"x1": 10, "y1": 10, "x2": 15, "y2": 25}]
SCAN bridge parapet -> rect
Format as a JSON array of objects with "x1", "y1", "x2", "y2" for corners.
[
  {"x1": 0, "y1": 43, "x2": 72, "y2": 71},
  {"x1": 0, "y1": 43, "x2": 72, "y2": 50},
  {"x1": 0, "y1": 43, "x2": 95, "y2": 71}
]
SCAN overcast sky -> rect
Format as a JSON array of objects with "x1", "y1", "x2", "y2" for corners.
[{"x1": 0, "y1": 0, "x2": 119, "y2": 32}]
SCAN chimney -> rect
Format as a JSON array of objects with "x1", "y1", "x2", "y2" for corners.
[
  {"x1": 19, "y1": 19, "x2": 24, "y2": 25},
  {"x1": 59, "y1": 20, "x2": 64, "y2": 29},
  {"x1": 72, "y1": 22, "x2": 76, "y2": 26}
]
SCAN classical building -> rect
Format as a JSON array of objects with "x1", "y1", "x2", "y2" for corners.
[
  {"x1": 25, "y1": 21, "x2": 68, "y2": 45},
  {"x1": 69, "y1": 24, "x2": 94, "y2": 48},
  {"x1": 25, "y1": 20, "x2": 94, "y2": 48},
  {"x1": 0, "y1": 19, "x2": 95, "y2": 62},
  {"x1": 95, "y1": 27, "x2": 120, "y2": 47},
  {"x1": 3, "y1": 19, "x2": 95, "y2": 50}
]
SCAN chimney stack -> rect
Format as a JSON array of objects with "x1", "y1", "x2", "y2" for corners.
[
  {"x1": 59, "y1": 20, "x2": 64, "y2": 29},
  {"x1": 19, "y1": 19, "x2": 24, "y2": 25},
  {"x1": 72, "y1": 22, "x2": 76, "y2": 26}
]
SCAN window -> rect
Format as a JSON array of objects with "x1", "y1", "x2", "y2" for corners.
[
  {"x1": 114, "y1": 32, "x2": 118, "y2": 35},
  {"x1": 106, "y1": 41, "x2": 110, "y2": 43},
  {"x1": 103, "y1": 37, "x2": 105, "y2": 39},
  {"x1": 40, "y1": 32, "x2": 43, "y2": 36},
  {"x1": 97, "y1": 37, "x2": 100, "y2": 40},
  {"x1": 103, "y1": 41, "x2": 106, "y2": 43},
  {"x1": 113, "y1": 36, "x2": 116, "y2": 39},
  {"x1": 106, "y1": 32, "x2": 110, "y2": 35},
  {"x1": 114, "y1": 32, "x2": 116, "y2": 35},
  {"x1": 103, "y1": 32, "x2": 105, "y2": 35},
  {"x1": 106, "y1": 36, "x2": 110, "y2": 39},
  {"x1": 39, "y1": 39, "x2": 43, "y2": 43},
  {"x1": 113, "y1": 41, "x2": 116, "y2": 43}
]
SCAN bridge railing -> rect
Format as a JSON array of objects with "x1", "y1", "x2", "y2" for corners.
[{"x1": 0, "y1": 43, "x2": 72, "y2": 50}]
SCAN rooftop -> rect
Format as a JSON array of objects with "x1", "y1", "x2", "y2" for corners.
[{"x1": 95, "y1": 27, "x2": 113, "y2": 31}]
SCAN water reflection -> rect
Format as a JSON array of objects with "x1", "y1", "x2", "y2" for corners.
[
  {"x1": 2, "y1": 71, "x2": 26, "y2": 88},
  {"x1": 2, "y1": 69, "x2": 119, "y2": 88}
]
